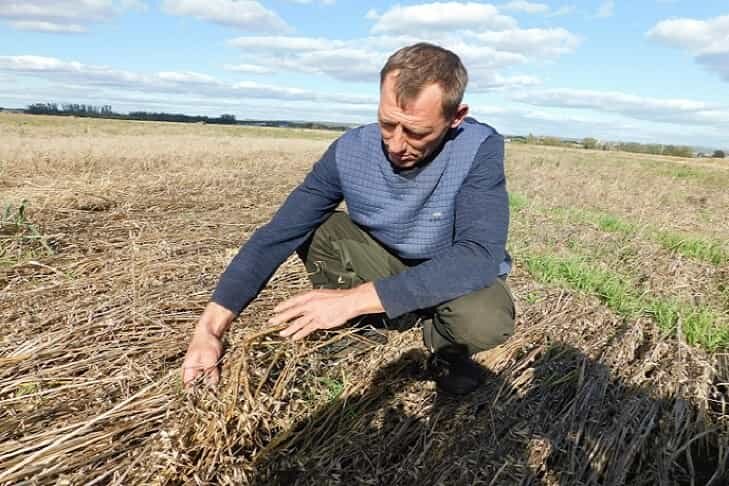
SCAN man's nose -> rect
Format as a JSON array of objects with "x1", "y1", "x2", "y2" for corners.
[{"x1": 389, "y1": 126, "x2": 407, "y2": 153}]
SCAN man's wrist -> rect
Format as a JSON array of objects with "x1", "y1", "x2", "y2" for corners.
[
  {"x1": 350, "y1": 282, "x2": 385, "y2": 316},
  {"x1": 196, "y1": 301, "x2": 236, "y2": 338}
]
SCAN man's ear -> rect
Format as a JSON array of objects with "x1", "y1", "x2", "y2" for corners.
[{"x1": 450, "y1": 104, "x2": 469, "y2": 128}]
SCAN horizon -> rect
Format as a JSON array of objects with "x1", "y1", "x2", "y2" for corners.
[{"x1": 4, "y1": 107, "x2": 725, "y2": 152}]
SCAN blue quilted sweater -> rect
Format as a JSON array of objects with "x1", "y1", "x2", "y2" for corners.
[{"x1": 212, "y1": 117, "x2": 511, "y2": 318}]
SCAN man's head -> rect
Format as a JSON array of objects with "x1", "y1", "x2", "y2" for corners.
[{"x1": 378, "y1": 43, "x2": 469, "y2": 169}]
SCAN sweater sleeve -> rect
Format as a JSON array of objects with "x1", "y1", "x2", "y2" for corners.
[
  {"x1": 373, "y1": 134, "x2": 509, "y2": 318},
  {"x1": 211, "y1": 140, "x2": 343, "y2": 315}
]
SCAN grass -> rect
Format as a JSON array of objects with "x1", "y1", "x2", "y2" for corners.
[
  {"x1": 595, "y1": 213, "x2": 636, "y2": 234},
  {"x1": 0, "y1": 200, "x2": 55, "y2": 265},
  {"x1": 15, "y1": 381, "x2": 40, "y2": 397},
  {"x1": 319, "y1": 376, "x2": 346, "y2": 401},
  {"x1": 519, "y1": 200, "x2": 729, "y2": 266},
  {"x1": 654, "y1": 231, "x2": 728, "y2": 266},
  {"x1": 523, "y1": 253, "x2": 729, "y2": 351},
  {"x1": 508, "y1": 192, "x2": 529, "y2": 212}
]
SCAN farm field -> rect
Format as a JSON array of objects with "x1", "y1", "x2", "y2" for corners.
[{"x1": 1, "y1": 112, "x2": 728, "y2": 484}]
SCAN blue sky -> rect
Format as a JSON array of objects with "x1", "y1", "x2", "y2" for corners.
[{"x1": 1, "y1": 1, "x2": 728, "y2": 148}]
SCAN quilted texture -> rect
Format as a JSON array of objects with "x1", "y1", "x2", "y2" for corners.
[{"x1": 336, "y1": 118, "x2": 495, "y2": 259}]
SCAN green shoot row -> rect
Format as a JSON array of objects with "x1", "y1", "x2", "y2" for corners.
[{"x1": 522, "y1": 253, "x2": 729, "y2": 352}]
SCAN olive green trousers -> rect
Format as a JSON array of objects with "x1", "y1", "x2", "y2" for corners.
[{"x1": 296, "y1": 212, "x2": 516, "y2": 356}]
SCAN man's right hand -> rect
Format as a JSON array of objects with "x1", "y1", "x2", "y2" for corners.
[{"x1": 181, "y1": 302, "x2": 235, "y2": 389}]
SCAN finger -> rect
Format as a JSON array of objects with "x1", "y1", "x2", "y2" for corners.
[
  {"x1": 182, "y1": 353, "x2": 218, "y2": 380},
  {"x1": 182, "y1": 367, "x2": 201, "y2": 389},
  {"x1": 273, "y1": 292, "x2": 313, "y2": 313},
  {"x1": 291, "y1": 321, "x2": 321, "y2": 341},
  {"x1": 183, "y1": 364, "x2": 219, "y2": 389},
  {"x1": 280, "y1": 314, "x2": 313, "y2": 338},
  {"x1": 269, "y1": 304, "x2": 307, "y2": 326},
  {"x1": 203, "y1": 367, "x2": 220, "y2": 388}
]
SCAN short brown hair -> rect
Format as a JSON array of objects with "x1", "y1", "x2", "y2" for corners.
[{"x1": 380, "y1": 42, "x2": 468, "y2": 119}]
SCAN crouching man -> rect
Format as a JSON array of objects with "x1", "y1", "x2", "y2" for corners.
[{"x1": 182, "y1": 42, "x2": 515, "y2": 395}]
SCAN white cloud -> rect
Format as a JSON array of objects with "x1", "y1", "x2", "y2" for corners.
[
  {"x1": 0, "y1": 55, "x2": 376, "y2": 106},
  {"x1": 647, "y1": 15, "x2": 729, "y2": 81},
  {"x1": 225, "y1": 2, "x2": 580, "y2": 89},
  {"x1": 467, "y1": 102, "x2": 728, "y2": 147},
  {"x1": 369, "y1": 2, "x2": 516, "y2": 34},
  {"x1": 499, "y1": 1, "x2": 575, "y2": 17},
  {"x1": 227, "y1": 29, "x2": 578, "y2": 86},
  {"x1": 8, "y1": 20, "x2": 86, "y2": 33},
  {"x1": 228, "y1": 36, "x2": 385, "y2": 81},
  {"x1": 227, "y1": 35, "x2": 543, "y2": 85},
  {"x1": 285, "y1": 0, "x2": 335, "y2": 4},
  {"x1": 468, "y1": 27, "x2": 581, "y2": 57},
  {"x1": 161, "y1": 0, "x2": 289, "y2": 32},
  {"x1": 223, "y1": 63, "x2": 274, "y2": 74},
  {"x1": 547, "y1": 4, "x2": 575, "y2": 17},
  {"x1": 3, "y1": 55, "x2": 727, "y2": 146},
  {"x1": 157, "y1": 71, "x2": 218, "y2": 84},
  {"x1": 0, "y1": 0, "x2": 145, "y2": 33},
  {"x1": 470, "y1": 73, "x2": 541, "y2": 92},
  {"x1": 228, "y1": 36, "x2": 345, "y2": 51},
  {"x1": 647, "y1": 15, "x2": 729, "y2": 51},
  {"x1": 595, "y1": 0, "x2": 614, "y2": 18},
  {"x1": 120, "y1": 0, "x2": 147, "y2": 10},
  {"x1": 512, "y1": 88, "x2": 729, "y2": 126},
  {"x1": 501, "y1": 1, "x2": 549, "y2": 14}
]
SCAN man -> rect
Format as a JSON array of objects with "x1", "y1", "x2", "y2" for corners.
[{"x1": 182, "y1": 43, "x2": 515, "y2": 395}]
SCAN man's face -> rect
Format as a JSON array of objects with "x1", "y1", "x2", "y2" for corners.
[{"x1": 378, "y1": 71, "x2": 467, "y2": 169}]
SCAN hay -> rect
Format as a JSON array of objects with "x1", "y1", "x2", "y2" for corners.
[
  {"x1": 2, "y1": 261, "x2": 726, "y2": 484},
  {"x1": 1, "y1": 117, "x2": 727, "y2": 484}
]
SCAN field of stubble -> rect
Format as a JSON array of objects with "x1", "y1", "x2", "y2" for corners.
[{"x1": 1, "y1": 112, "x2": 728, "y2": 485}]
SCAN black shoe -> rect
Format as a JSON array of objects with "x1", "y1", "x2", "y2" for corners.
[{"x1": 426, "y1": 345, "x2": 485, "y2": 396}]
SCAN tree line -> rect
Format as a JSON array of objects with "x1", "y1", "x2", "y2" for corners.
[
  {"x1": 24, "y1": 103, "x2": 238, "y2": 125},
  {"x1": 20, "y1": 103, "x2": 351, "y2": 130},
  {"x1": 518, "y1": 134, "x2": 725, "y2": 158}
]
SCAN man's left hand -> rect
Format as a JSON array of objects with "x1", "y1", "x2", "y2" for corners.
[{"x1": 270, "y1": 282, "x2": 384, "y2": 341}]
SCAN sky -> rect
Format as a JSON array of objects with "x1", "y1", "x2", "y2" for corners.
[{"x1": 1, "y1": 1, "x2": 728, "y2": 148}]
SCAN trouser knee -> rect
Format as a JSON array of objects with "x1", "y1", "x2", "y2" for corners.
[
  {"x1": 297, "y1": 212, "x2": 354, "y2": 289},
  {"x1": 296, "y1": 211, "x2": 394, "y2": 290},
  {"x1": 423, "y1": 278, "x2": 516, "y2": 356},
  {"x1": 296, "y1": 212, "x2": 351, "y2": 260}
]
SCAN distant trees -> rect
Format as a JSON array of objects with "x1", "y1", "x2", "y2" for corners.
[
  {"x1": 21, "y1": 102, "x2": 353, "y2": 131},
  {"x1": 540, "y1": 136, "x2": 563, "y2": 147},
  {"x1": 523, "y1": 132, "x2": 699, "y2": 158},
  {"x1": 27, "y1": 103, "x2": 61, "y2": 115},
  {"x1": 26, "y1": 103, "x2": 113, "y2": 116},
  {"x1": 662, "y1": 145, "x2": 694, "y2": 158},
  {"x1": 127, "y1": 111, "x2": 236, "y2": 124},
  {"x1": 219, "y1": 113, "x2": 236, "y2": 124},
  {"x1": 24, "y1": 103, "x2": 238, "y2": 125},
  {"x1": 712, "y1": 150, "x2": 726, "y2": 158},
  {"x1": 613, "y1": 142, "x2": 693, "y2": 158}
]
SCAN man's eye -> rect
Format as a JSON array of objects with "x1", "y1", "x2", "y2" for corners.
[{"x1": 405, "y1": 129, "x2": 426, "y2": 139}]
